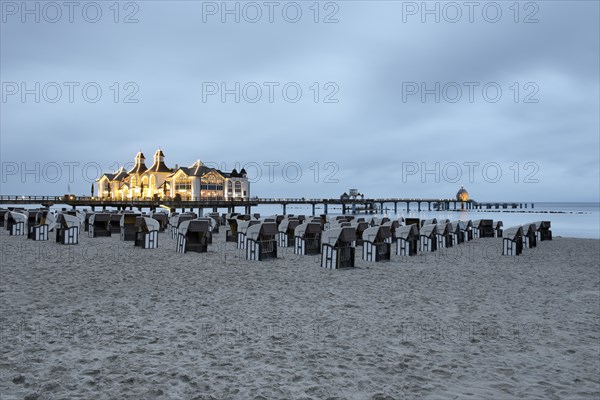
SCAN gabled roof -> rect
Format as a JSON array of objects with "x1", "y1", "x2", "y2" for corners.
[
  {"x1": 169, "y1": 162, "x2": 226, "y2": 179},
  {"x1": 189, "y1": 160, "x2": 206, "y2": 176},
  {"x1": 147, "y1": 149, "x2": 172, "y2": 173},
  {"x1": 147, "y1": 161, "x2": 172, "y2": 173},
  {"x1": 169, "y1": 160, "x2": 206, "y2": 178},
  {"x1": 98, "y1": 173, "x2": 115, "y2": 182},
  {"x1": 128, "y1": 160, "x2": 147, "y2": 174},
  {"x1": 229, "y1": 168, "x2": 247, "y2": 178},
  {"x1": 113, "y1": 167, "x2": 129, "y2": 181}
]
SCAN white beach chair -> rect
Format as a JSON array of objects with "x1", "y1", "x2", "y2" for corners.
[
  {"x1": 246, "y1": 222, "x2": 278, "y2": 261},
  {"x1": 396, "y1": 224, "x2": 419, "y2": 256},
  {"x1": 294, "y1": 222, "x2": 322, "y2": 255},
  {"x1": 362, "y1": 225, "x2": 392, "y2": 262},
  {"x1": 503, "y1": 226, "x2": 523, "y2": 256},
  {"x1": 320, "y1": 226, "x2": 356, "y2": 269}
]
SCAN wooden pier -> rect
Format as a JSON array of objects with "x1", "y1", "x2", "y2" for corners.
[{"x1": 0, "y1": 195, "x2": 534, "y2": 215}]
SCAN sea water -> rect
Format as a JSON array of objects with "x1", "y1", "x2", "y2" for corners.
[
  {"x1": 10, "y1": 202, "x2": 600, "y2": 239},
  {"x1": 251, "y1": 202, "x2": 600, "y2": 239}
]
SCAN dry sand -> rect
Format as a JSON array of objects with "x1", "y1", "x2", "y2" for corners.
[{"x1": 0, "y1": 228, "x2": 598, "y2": 399}]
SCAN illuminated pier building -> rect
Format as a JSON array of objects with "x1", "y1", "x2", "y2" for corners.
[{"x1": 97, "y1": 150, "x2": 249, "y2": 201}]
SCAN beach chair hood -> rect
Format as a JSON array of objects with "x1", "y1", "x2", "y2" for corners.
[
  {"x1": 295, "y1": 222, "x2": 321, "y2": 237},
  {"x1": 279, "y1": 219, "x2": 300, "y2": 233},
  {"x1": 362, "y1": 225, "x2": 392, "y2": 242},
  {"x1": 423, "y1": 218, "x2": 437, "y2": 226},
  {"x1": 179, "y1": 219, "x2": 210, "y2": 236},
  {"x1": 421, "y1": 224, "x2": 438, "y2": 237},
  {"x1": 397, "y1": 224, "x2": 418, "y2": 240},
  {"x1": 504, "y1": 226, "x2": 523, "y2": 240},
  {"x1": 120, "y1": 213, "x2": 139, "y2": 227},
  {"x1": 41, "y1": 212, "x2": 56, "y2": 231},
  {"x1": 247, "y1": 222, "x2": 278, "y2": 241},
  {"x1": 8, "y1": 211, "x2": 27, "y2": 223},
  {"x1": 436, "y1": 222, "x2": 452, "y2": 235},
  {"x1": 321, "y1": 226, "x2": 356, "y2": 246},
  {"x1": 57, "y1": 213, "x2": 80, "y2": 228},
  {"x1": 137, "y1": 216, "x2": 160, "y2": 232},
  {"x1": 238, "y1": 219, "x2": 260, "y2": 234},
  {"x1": 450, "y1": 221, "x2": 465, "y2": 232}
]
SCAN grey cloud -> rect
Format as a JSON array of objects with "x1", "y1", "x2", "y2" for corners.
[{"x1": 1, "y1": 1, "x2": 598, "y2": 201}]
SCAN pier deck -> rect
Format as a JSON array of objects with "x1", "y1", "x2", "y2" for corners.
[{"x1": 0, "y1": 195, "x2": 533, "y2": 214}]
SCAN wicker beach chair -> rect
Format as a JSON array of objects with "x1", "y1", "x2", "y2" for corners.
[
  {"x1": 134, "y1": 217, "x2": 159, "y2": 249},
  {"x1": 396, "y1": 224, "x2": 419, "y2": 256},
  {"x1": 362, "y1": 225, "x2": 392, "y2": 262},
  {"x1": 320, "y1": 226, "x2": 357, "y2": 269},
  {"x1": 294, "y1": 222, "x2": 322, "y2": 255},
  {"x1": 503, "y1": 226, "x2": 523, "y2": 255},
  {"x1": 419, "y1": 224, "x2": 438, "y2": 252},
  {"x1": 176, "y1": 219, "x2": 210, "y2": 253},
  {"x1": 246, "y1": 222, "x2": 278, "y2": 261},
  {"x1": 56, "y1": 213, "x2": 80, "y2": 244},
  {"x1": 278, "y1": 218, "x2": 300, "y2": 247},
  {"x1": 88, "y1": 213, "x2": 111, "y2": 237},
  {"x1": 7, "y1": 211, "x2": 27, "y2": 236}
]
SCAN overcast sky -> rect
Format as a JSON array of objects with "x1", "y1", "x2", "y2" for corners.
[{"x1": 1, "y1": 1, "x2": 598, "y2": 202}]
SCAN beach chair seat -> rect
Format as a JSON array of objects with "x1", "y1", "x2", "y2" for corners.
[
  {"x1": 0, "y1": 209, "x2": 7, "y2": 227},
  {"x1": 151, "y1": 213, "x2": 168, "y2": 232},
  {"x1": 170, "y1": 213, "x2": 195, "y2": 239},
  {"x1": 109, "y1": 214, "x2": 122, "y2": 233},
  {"x1": 494, "y1": 221, "x2": 504, "y2": 238},
  {"x1": 6, "y1": 211, "x2": 26, "y2": 236},
  {"x1": 176, "y1": 220, "x2": 210, "y2": 253},
  {"x1": 207, "y1": 213, "x2": 221, "y2": 233},
  {"x1": 26, "y1": 211, "x2": 40, "y2": 230},
  {"x1": 198, "y1": 217, "x2": 216, "y2": 244},
  {"x1": 134, "y1": 217, "x2": 159, "y2": 249},
  {"x1": 351, "y1": 221, "x2": 369, "y2": 246},
  {"x1": 29, "y1": 224, "x2": 49, "y2": 240},
  {"x1": 226, "y1": 218, "x2": 241, "y2": 242},
  {"x1": 396, "y1": 224, "x2": 418, "y2": 256},
  {"x1": 278, "y1": 218, "x2": 300, "y2": 248},
  {"x1": 294, "y1": 222, "x2": 322, "y2": 255},
  {"x1": 449, "y1": 221, "x2": 464, "y2": 245},
  {"x1": 56, "y1": 213, "x2": 80, "y2": 244},
  {"x1": 535, "y1": 221, "x2": 552, "y2": 241},
  {"x1": 120, "y1": 214, "x2": 139, "y2": 241},
  {"x1": 435, "y1": 222, "x2": 453, "y2": 248},
  {"x1": 503, "y1": 226, "x2": 523, "y2": 255},
  {"x1": 88, "y1": 213, "x2": 111, "y2": 237},
  {"x1": 382, "y1": 220, "x2": 401, "y2": 242},
  {"x1": 522, "y1": 223, "x2": 537, "y2": 248},
  {"x1": 362, "y1": 225, "x2": 392, "y2": 262},
  {"x1": 321, "y1": 227, "x2": 356, "y2": 269},
  {"x1": 84, "y1": 212, "x2": 92, "y2": 232},
  {"x1": 477, "y1": 219, "x2": 494, "y2": 238},
  {"x1": 246, "y1": 222, "x2": 278, "y2": 261},
  {"x1": 419, "y1": 224, "x2": 438, "y2": 252},
  {"x1": 460, "y1": 220, "x2": 473, "y2": 241}
]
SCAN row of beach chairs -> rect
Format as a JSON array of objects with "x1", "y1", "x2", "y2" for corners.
[
  {"x1": 2, "y1": 208, "x2": 168, "y2": 248},
  {"x1": 502, "y1": 221, "x2": 552, "y2": 255},
  {"x1": 2, "y1": 207, "x2": 553, "y2": 264}
]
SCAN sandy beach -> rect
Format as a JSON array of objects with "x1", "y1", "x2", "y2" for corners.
[{"x1": 1, "y1": 229, "x2": 598, "y2": 399}]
